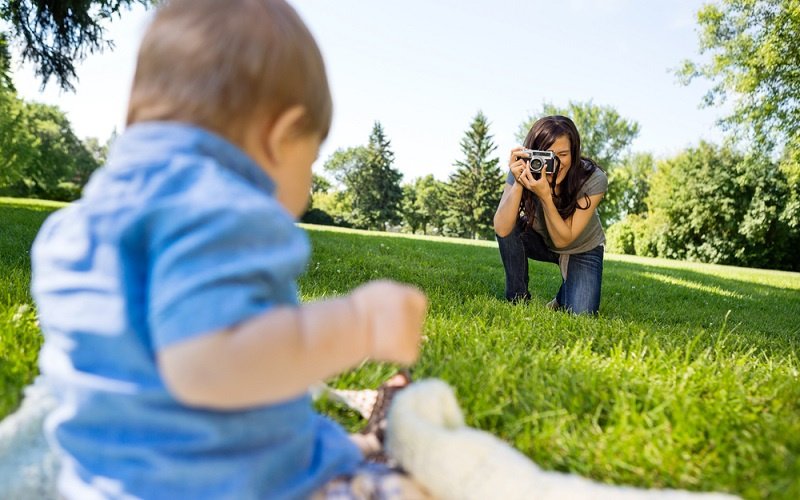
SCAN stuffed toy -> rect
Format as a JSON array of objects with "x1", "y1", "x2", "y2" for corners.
[{"x1": 385, "y1": 379, "x2": 738, "y2": 500}]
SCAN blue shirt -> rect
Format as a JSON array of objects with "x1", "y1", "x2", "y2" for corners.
[{"x1": 31, "y1": 123, "x2": 361, "y2": 499}]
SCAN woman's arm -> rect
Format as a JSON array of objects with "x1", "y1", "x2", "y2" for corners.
[
  {"x1": 539, "y1": 192, "x2": 604, "y2": 248},
  {"x1": 493, "y1": 147, "x2": 530, "y2": 237},
  {"x1": 493, "y1": 182, "x2": 524, "y2": 237},
  {"x1": 516, "y1": 161, "x2": 605, "y2": 249}
]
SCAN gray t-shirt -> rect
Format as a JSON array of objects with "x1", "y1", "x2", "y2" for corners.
[{"x1": 506, "y1": 162, "x2": 607, "y2": 254}]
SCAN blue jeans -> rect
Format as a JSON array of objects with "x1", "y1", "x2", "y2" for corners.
[{"x1": 496, "y1": 221, "x2": 603, "y2": 314}]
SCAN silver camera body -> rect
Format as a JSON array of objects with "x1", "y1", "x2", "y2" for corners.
[{"x1": 521, "y1": 149, "x2": 557, "y2": 177}]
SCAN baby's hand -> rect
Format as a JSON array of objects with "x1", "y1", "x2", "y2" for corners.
[{"x1": 351, "y1": 280, "x2": 428, "y2": 365}]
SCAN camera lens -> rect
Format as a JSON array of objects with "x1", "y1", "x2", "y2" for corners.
[{"x1": 531, "y1": 159, "x2": 542, "y2": 170}]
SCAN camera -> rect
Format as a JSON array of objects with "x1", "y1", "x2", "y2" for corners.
[{"x1": 519, "y1": 149, "x2": 557, "y2": 178}]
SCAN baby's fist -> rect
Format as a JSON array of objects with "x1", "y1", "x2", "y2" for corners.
[{"x1": 351, "y1": 280, "x2": 427, "y2": 365}]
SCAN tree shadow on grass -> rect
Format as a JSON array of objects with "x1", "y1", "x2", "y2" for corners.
[{"x1": 599, "y1": 260, "x2": 800, "y2": 354}]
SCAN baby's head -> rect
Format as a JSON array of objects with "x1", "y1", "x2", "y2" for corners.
[{"x1": 127, "y1": 0, "x2": 330, "y2": 216}]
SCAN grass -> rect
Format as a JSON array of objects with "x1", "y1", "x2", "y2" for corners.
[
  {"x1": 2, "y1": 197, "x2": 799, "y2": 498},
  {"x1": 0, "y1": 197, "x2": 67, "y2": 416}
]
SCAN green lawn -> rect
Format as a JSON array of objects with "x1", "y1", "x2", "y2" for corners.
[{"x1": 2, "y1": 197, "x2": 799, "y2": 499}]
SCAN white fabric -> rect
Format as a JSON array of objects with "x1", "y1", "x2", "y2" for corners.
[{"x1": 0, "y1": 378, "x2": 59, "y2": 499}]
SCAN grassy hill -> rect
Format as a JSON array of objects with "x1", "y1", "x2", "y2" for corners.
[{"x1": 2, "y1": 197, "x2": 799, "y2": 498}]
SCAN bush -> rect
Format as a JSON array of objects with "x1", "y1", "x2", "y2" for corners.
[
  {"x1": 52, "y1": 181, "x2": 82, "y2": 202},
  {"x1": 606, "y1": 217, "x2": 636, "y2": 254},
  {"x1": 301, "y1": 208, "x2": 335, "y2": 226},
  {"x1": 644, "y1": 142, "x2": 800, "y2": 270}
]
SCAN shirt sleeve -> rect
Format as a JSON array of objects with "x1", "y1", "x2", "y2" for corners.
[
  {"x1": 145, "y1": 196, "x2": 310, "y2": 349},
  {"x1": 506, "y1": 170, "x2": 515, "y2": 185},
  {"x1": 582, "y1": 167, "x2": 608, "y2": 196}
]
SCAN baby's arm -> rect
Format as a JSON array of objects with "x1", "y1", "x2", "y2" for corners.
[{"x1": 157, "y1": 280, "x2": 427, "y2": 409}]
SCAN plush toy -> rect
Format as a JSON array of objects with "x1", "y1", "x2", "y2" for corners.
[{"x1": 386, "y1": 379, "x2": 739, "y2": 500}]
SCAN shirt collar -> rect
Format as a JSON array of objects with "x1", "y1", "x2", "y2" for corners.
[{"x1": 111, "y1": 122, "x2": 275, "y2": 195}]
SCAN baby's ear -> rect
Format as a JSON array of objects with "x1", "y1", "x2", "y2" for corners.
[{"x1": 261, "y1": 105, "x2": 307, "y2": 163}]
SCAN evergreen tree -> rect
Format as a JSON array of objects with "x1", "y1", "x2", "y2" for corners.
[
  {"x1": 444, "y1": 111, "x2": 503, "y2": 239},
  {"x1": 2, "y1": 0, "x2": 151, "y2": 90},
  {"x1": 323, "y1": 122, "x2": 403, "y2": 231},
  {"x1": 356, "y1": 122, "x2": 403, "y2": 230}
]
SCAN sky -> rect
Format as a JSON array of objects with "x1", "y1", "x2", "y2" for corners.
[{"x1": 11, "y1": 0, "x2": 726, "y2": 182}]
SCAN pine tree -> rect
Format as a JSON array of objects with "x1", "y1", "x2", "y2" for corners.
[
  {"x1": 331, "y1": 122, "x2": 403, "y2": 230},
  {"x1": 444, "y1": 111, "x2": 503, "y2": 239}
]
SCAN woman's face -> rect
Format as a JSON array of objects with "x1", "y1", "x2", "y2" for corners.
[{"x1": 546, "y1": 134, "x2": 572, "y2": 184}]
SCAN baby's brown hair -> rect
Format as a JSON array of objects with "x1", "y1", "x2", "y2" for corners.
[{"x1": 127, "y1": 0, "x2": 331, "y2": 142}]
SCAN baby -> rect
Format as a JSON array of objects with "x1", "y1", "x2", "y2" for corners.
[{"x1": 31, "y1": 0, "x2": 427, "y2": 497}]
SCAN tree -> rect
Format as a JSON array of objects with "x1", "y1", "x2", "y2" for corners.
[
  {"x1": 401, "y1": 183, "x2": 423, "y2": 234},
  {"x1": 444, "y1": 111, "x2": 503, "y2": 239},
  {"x1": 303, "y1": 172, "x2": 331, "y2": 211},
  {"x1": 517, "y1": 101, "x2": 640, "y2": 225},
  {"x1": 323, "y1": 122, "x2": 403, "y2": 231},
  {"x1": 0, "y1": 32, "x2": 13, "y2": 88},
  {"x1": 677, "y1": 0, "x2": 800, "y2": 153},
  {"x1": 1, "y1": 32, "x2": 34, "y2": 189},
  {"x1": 1, "y1": 0, "x2": 151, "y2": 90},
  {"x1": 1, "y1": 102, "x2": 101, "y2": 200},
  {"x1": 609, "y1": 152, "x2": 655, "y2": 220},
  {"x1": 0, "y1": 55, "x2": 32, "y2": 188},
  {"x1": 644, "y1": 142, "x2": 799, "y2": 270},
  {"x1": 311, "y1": 172, "x2": 332, "y2": 195},
  {"x1": 401, "y1": 174, "x2": 447, "y2": 235}
]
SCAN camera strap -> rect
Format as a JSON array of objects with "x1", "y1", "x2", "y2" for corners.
[{"x1": 549, "y1": 156, "x2": 562, "y2": 192}]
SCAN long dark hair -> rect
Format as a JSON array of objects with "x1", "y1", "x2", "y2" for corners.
[{"x1": 520, "y1": 115, "x2": 601, "y2": 229}]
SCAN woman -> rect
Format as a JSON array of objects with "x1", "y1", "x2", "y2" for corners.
[{"x1": 493, "y1": 115, "x2": 607, "y2": 314}]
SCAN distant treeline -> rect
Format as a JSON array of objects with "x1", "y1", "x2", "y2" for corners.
[
  {"x1": 303, "y1": 102, "x2": 800, "y2": 272},
  {"x1": 2, "y1": 0, "x2": 798, "y2": 270}
]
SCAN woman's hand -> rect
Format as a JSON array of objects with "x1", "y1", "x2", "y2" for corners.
[
  {"x1": 508, "y1": 147, "x2": 529, "y2": 187},
  {"x1": 509, "y1": 147, "x2": 551, "y2": 200}
]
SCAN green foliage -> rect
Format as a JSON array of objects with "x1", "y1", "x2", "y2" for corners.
[
  {"x1": 300, "y1": 207, "x2": 336, "y2": 226},
  {"x1": 644, "y1": 142, "x2": 799, "y2": 270},
  {"x1": 400, "y1": 183, "x2": 423, "y2": 234},
  {"x1": 0, "y1": 32, "x2": 13, "y2": 89},
  {"x1": 401, "y1": 174, "x2": 446, "y2": 235},
  {"x1": 678, "y1": 0, "x2": 800, "y2": 152},
  {"x1": 0, "y1": 85, "x2": 31, "y2": 188},
  {"x1": 311, "y1": 172, "x2": 331, "y2": 195},
  {"x1": 1, "y1": 0, "x2": 151, "y2": 90},
  {"x1": 0, "y1": 101, "x2": 101, "y2": 201},
  {"x1": 323, "y1": 122, "x2": 404, "y2": 230},
  {"x1": 608, "y1": 152, "x2": 654, "y2": 219},
  {"x1": 517, "y1": 101, "x2": 640, "y2": 225},
  {"x1": 444, "y1": 111, "x2": 503, "y2": 239},
  {"x1": 606, "y1": 215, "x2": 638, "y2": 255},
  {"x1": 313, "y1": 189, "x2": 354, "y2": 228}
]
